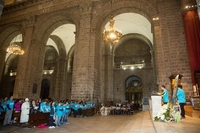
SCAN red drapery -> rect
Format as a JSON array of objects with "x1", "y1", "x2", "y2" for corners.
[{"x1": 182, "y1": 10, "x2": 200, "y2": 85}]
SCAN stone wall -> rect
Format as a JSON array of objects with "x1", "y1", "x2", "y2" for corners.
[
  {"x1": 154, "y1": 0, "x2": 192, "y2": 100},
  {"x1": 0, "y1": 0, "x2": 193, "y2": 102}
]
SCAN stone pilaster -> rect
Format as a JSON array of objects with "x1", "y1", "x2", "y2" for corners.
[
  {"x1": 66, "y1": 57, "x2": 72, "y2": 99},
  {"x1": 13, "y1": 16, "x2": 45, "y2": 99},
  {"x1": 71, "y1": 2, "x2": 94, "y2": 100},
  {"x1": 54, "y1": 58, "x2": 67, "y2": 100},
  {"x1": 104, "y1": 46, "x2": 114, "y2": 101}
]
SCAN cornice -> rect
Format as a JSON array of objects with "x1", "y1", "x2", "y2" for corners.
[
  {"x1": 0, "y1": 0, "x2": 101, "y2": 26},
  {"x1": 0, "y1": 0, "x2": 79, "y2": 26}
]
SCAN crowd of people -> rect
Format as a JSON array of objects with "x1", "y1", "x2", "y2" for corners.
[
  {"x1": 0, "y1": 97, "x2": 95, "y2": 128},
  {"x1": 0, "y1": 84, "x2": 186, "y2": 129}
]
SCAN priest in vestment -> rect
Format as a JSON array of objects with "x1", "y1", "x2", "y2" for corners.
[{"x1": 20, "y1": 98, "x2": 30, "y2": 124}]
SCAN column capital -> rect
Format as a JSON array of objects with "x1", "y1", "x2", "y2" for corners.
[
  {"x1": 25, "y1": 15, "x2": 37, "y2": 27},
  {"x1": 79, "y1": 1, "x2": 93, "y2": 15}
]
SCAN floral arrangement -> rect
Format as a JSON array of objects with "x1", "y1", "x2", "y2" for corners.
[{"x1": 154, "y1": 103, "x2": 181, "y2": 122}]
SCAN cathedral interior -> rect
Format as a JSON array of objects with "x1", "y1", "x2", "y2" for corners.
[{"x1": 0, "y1": 0, "x2": 200, "y2": 109}]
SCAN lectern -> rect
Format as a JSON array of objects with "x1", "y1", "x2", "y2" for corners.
[{"x1": 151, "y1": 95, "x2": 162, "y2": 117}]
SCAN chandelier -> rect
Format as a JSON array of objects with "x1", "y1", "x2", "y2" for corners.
[
  {"x1": 103, "y1": 17, "x2": 122, "y2": 45},
  {"x1": 6, "y1": 42, "x2": 24, "y2": 55},
  {"x1": 102, "y1": 1, "x2": 122, "y2": 45}
]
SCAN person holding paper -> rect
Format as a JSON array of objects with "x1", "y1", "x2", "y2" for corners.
[{"x1": 160, "y1": 85, "x2": 169, "y2": 104}]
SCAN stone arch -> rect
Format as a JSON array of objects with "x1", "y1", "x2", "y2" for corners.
[
  {"x1": 94, "y1": 0, "x2": 158, "y2": 37},
  {"x1": 4, "y1": 54, "x2": 19, "y2": 75},
  {"x1": 113, "y1": 33, "x2": 154, "y2": 54},
  {"x1": 48, "y1": 35, "x2": 72, "y2": 99},
  {"x1": 67, "y1": 45, "x2": 74, "y2": 72},
  {"x1": 94, "y1": 0, "x2": 158, "y2": 103},
  {"x1": 125, "y1": 75, "x2": 143, "y2": 104},
  {"x1": 66, "y1": 45, "x2": 74, "y2": 98},
  {"x1": 33, "y1": 11, "x2": 78, "y2": 46},
  {"x1": 67, "y1": 45, "x2": 74, "y2": 59},
  {"x1": 125, "y1": 75, "x2": 142, "y2": 88},
  {"x1": 0, "y1": 24, "x2": 24, "y2": 50},
  {"x1": 0, "y1": 25, "x2": 24, "y2": 97},
  {"x1": 31, "y1": 12, "x2": 77, "y2": 100},
  {"x1": 50, "y1": 35, "x2": 66, "y2": 58},
  {"x1": 93, "y1": 0, "x2": 159, "y2": 69},
  {"x1": 0, "y1": 53, "x2": 19, "y2": 97}
]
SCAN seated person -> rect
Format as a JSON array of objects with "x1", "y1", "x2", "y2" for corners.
[
  {"x1": 100, "y1": 105, "x2": 106, "y2": 116},
  {"x1": 115, "y1": 105, "x2": 121, "y2": 115},
  {"x1": 121, "y1": 104, "x2": 126, "y2": 115},
  {"x1": 105, "y1": 106, "x2": 111, "y2": 115},
  {"x1": 126, "y1": 103, "x2": 131, "y2": 115},
  {"x1": 110, "y1": 106, "x2": 116, "y2": 115}
]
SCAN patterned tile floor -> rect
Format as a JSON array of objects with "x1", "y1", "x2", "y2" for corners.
[{"x1": 0, "y1": 110, "x2": 200, "y2": 133}]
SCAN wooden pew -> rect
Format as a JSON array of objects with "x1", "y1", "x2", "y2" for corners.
[
  {"x1": 81, "y1": 108, "x2": 95, "y2": 117},
  {"x1": 0, "y1": 111, "x2": 20, "y2": 125},
  {"x1": 0, "y1": 112, "x2": 6, "y2": 124},
  {"x1": 1, "y1": 111, "x2": 50, "y2": 127},
  {"x1": 12, "y1": 112, "x2": 21, "y2": 125},
  {"x1": 28, "y1": 112, "x2": 50, "y2": 127}
]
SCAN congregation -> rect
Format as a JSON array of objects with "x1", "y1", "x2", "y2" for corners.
[
  {"x1": 0, "y1": 96, "x2": 140, "y2": 129},
  {"x1": 0, "y1": 96, "x2": 95, "y2": 128}
]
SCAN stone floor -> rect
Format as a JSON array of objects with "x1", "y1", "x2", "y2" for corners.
[{"x1": 0, "y1": 110, "x2": 200, "y2": 133}]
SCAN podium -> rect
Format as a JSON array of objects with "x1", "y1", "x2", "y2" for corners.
[{"x1": 150, "y1": 95, "x2": 162, "y2": 117}]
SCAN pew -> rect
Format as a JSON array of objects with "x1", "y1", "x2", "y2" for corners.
[
  {"x1": 0, "y1": 112, "x2": 6, "y2": 124},
  {"x1": 28, "y1": 112, "x2": 50, "y2": 127},
  {"x1": 0, "y1": 111, "x2": 20, "y2": 125},
  {"x1": 1, "y1": 111, "x2": 50, "y2": 127},
  {"x1": 12, "y1": 112, "x2": 21, "y2": 125},
  {"x1": 81, "y1": 108, "x2": 95, "y2": 117}
]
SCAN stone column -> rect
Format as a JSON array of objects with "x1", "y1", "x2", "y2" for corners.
[
  {"x1": 153, "y1": 15, "x2": 165, "y2": 86},
  {"x1": 13, "y1": 16, "x2": 45, "y2": 99},
  {"x1": 104, "y1": 45, "x2": 114, "y2": 102},
  {"x1": 71, "y1": 2, "x2": 94, "y2": 100},
  {"x1": 54, "y1": 58, "x2": 67, "y2": 100},
  {"x1": 66, "y1": 57, "x2": 72, "y2": 99}
]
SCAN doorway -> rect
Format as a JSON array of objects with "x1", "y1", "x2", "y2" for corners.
[
  {"x1": 40, "y1": 79, "x2": 50, "y2": 99},
  {"x1": 125, "y1": 76, "x2": 142, "y2": 104}
]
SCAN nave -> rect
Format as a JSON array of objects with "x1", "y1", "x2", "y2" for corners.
[{"x1": 0, "y1": 110, "x2": 200, "y2": 133}]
